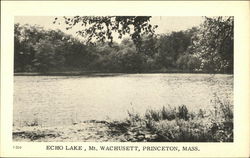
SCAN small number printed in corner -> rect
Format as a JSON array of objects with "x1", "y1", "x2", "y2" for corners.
[{"x1": 13, "y1": 145, "x2": 22, "y2": 149}]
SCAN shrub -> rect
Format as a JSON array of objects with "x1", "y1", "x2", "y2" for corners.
[
  {"x1": 177, "y1": 105, "x2": 189, "y2": 120},
  {"x1": 108, "y1": 99, "x2": 233, "y2": 142}
]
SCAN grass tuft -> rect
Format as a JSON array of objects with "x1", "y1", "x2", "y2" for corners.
[{"x1": 108, "y1": 97, "x2": 233, "y2": 142}]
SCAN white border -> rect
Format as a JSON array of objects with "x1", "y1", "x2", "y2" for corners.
[{"x1": 1, "y1": 1, "x2": 250, "y2": 157}]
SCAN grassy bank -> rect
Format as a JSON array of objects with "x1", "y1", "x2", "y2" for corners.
[
  {"x1": 13, "y1": 97, "x2": 233, "y2": 142},
  {"x1": 107, "y1": 98, "x2": 233, "y2": 142}
]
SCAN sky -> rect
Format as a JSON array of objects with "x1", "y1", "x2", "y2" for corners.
[{"x1": 15, "y1": 16, "x2": 204, "y2": 42}]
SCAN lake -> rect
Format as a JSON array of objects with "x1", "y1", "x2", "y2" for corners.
[{"x1": 13, "y1": 73, "x2": 233, "y2": 127}]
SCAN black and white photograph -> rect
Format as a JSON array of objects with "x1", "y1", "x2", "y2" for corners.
[
  {"x1": 12, "y1": 16, "x2": 234, "y2": 142},
  {"x1": 2, "y1": 1, "x2": 250, "y2": 157}
]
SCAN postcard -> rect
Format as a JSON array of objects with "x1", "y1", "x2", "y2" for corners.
[{"x1": 1, "y1": 1, "x2": 249, "y2": 157}]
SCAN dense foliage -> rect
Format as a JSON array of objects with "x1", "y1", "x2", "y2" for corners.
[
  {"x1": 108, "y1": 97, "x2": 233, "y2": 142},
  {"x1": 14, "y1": 16, "x2": 233, "y2": 73},
  {"x1": 54, "y1": 16, "x2": 157, "y2": 50}
]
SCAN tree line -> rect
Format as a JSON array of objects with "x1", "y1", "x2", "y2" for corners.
[{"x1": 14, "y1": 16, "x2": 233, "y2": 74}]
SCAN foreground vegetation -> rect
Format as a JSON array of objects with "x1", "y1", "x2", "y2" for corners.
[
  {"x1": 108, "y1": 98, "x2": 233, "y2": 142},
  {"x1": 13, "y1": 97, "x2": 233, "y2": 142}
]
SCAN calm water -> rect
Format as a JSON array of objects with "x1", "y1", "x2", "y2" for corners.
[{"x1": 13, "y1": 74, "x2": 233, "y2": 127}]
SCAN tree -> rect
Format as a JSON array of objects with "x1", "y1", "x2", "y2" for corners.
[
  {"x1": 33, "y1": 37, "x2": 65, "y2": 72},
  {"x1": 191, "y1": 16, "x2": 234, "y2": 73},
  {"x1": 14, "y1": 24, "x2": 88, "y2": 72},
  {"x1": 15, "y1": 17, "x2": 233, "y2": 74},
  {"x1": 14, "y1": 24, "x2": 45, "y2": 72},
  {"x1": 54, "y1": 16, "x2": 158, "y2": 50},
  {"x1": 155, "y1": 30, "x2": 194, "y2": 69},
  {"x1": 118, "y1": 46, "x2": 144, "y2": 72},
  {"x1": 176, "y1": 53, "x2": 201, "y2": 72}
]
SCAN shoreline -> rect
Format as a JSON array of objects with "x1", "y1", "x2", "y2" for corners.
[
  {"x1": 14, "y1": 71, "x2": 233, "y2": 76},
  {"x1": 12, "y1": 102, "x2": 233, "y2": 142}
]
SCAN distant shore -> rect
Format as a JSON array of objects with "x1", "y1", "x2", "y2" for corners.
[{"x1": 14, "y1": 71, "x2": 233, "y2": 76}]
